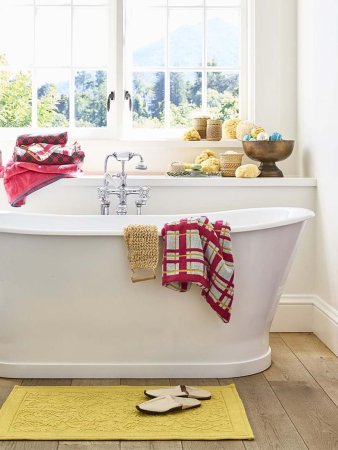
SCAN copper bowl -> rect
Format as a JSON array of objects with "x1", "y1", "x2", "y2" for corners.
[{"x1": 242, "y1": 140, "x2": 294, "y2": 177}]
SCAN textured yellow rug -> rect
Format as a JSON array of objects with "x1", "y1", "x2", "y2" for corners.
[{"x1": 0, "y1": 384, "x2": 254, "y2": 441}]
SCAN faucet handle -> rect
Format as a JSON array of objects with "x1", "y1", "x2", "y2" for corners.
[{"x1": 139, "y1": 186, "x2": 150, "y2": 199}]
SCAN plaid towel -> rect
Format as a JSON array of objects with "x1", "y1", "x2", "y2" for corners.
[
  {"x1": 13, "y1": 142, "x2": 85, "y2": 166},
  {"x1": 16, "y1": 131, "x2": 68, "y2": 147},
  {"x1": 162, "y1": 216, "x2": 234, "y2": 322}
]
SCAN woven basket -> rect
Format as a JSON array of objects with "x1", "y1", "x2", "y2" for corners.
[
  {"x1": 192, "y1": 117, "x2": 208, "y2": 139},
  {"x1": 220, "y1": 153, "x2": 243, "y2": 177},
  {"x1": 206, "y1": 119, "x2": 222, "y2": 141}
]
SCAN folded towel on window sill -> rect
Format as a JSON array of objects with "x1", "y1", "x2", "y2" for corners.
[{"x1": 162, "y1": 216, "x2": 234, "y2": 322}]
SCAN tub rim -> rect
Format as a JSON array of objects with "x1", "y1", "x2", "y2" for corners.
[{"x1": 0, "y1": 207, "x2": 315, "y2": 236}]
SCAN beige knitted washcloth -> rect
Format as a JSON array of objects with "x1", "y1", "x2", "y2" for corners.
[{"x1": 123, "y1": 224, "x2": 159, "y2": 282}]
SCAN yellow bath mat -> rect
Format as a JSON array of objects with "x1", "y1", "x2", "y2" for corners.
[{"x1": 0, "y1": 384, "x2": 253, "y2": 441}]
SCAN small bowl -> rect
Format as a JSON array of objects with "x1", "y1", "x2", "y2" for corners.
[{"x1": 242, "y1": 140, "x2": 294, "y2": 177}]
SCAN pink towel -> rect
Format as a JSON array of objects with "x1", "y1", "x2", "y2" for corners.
[{"x1": 3, "y1": 161, "x2": 80, "y2": 207}]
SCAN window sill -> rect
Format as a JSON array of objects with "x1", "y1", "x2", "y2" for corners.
[{"x1": 60, "y1": 175, "x2": 317, "y2": 188}]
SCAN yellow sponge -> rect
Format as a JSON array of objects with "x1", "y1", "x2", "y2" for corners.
[
  {"x1": 223, "y1": 118, "x2": 240, "y2": 139},
  {"x1": 235, "y1": 164, "x2": 260, "y2": 178}
]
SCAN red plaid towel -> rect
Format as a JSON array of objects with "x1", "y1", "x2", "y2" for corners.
[
  {"x1": 16, "y1": 132, "x2": 68, "y2": 147},
  {"x1": 162, "y1": 216, "x2": 234, "y2": 322},
  {"x1": 13, "y1": 142, "x2": 85, "y2": 166}
]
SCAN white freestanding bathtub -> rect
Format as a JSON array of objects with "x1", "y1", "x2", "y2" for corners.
[{"x1": 0, "y1": 207, "x2": 314, "y2": 378}]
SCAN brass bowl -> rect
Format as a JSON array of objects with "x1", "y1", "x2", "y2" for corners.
[{"x1": 242, "y1": 140, "x2": 294, "y2": 177}]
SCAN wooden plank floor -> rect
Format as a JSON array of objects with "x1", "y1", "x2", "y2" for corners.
[{"x1": 1, "y1": 333, "x2": 338, "y2": 450}]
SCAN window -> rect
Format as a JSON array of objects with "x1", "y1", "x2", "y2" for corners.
[
  {"x1": 0, "y1": 0, "x2": 247, "y2": 138},
  {"x1": 0, "y1": 0, "x2": 110, "y2": 135},
  {"x1": 125, "y1": 0, "x2": 245, "y2": 134}
]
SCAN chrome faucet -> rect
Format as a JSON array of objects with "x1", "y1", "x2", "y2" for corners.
[{"x1": 98, "y1": 152, "x2": 150, "y2": 215}]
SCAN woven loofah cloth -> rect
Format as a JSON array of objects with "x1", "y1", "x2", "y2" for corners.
[{"x1": 124, "y1": 224, "x2": 159, "y2": 282}]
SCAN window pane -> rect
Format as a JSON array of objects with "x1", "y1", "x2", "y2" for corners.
[
  {"x1": 75, "y1": 70, "x2": 107, "y2": 127},
  {"x1": 169, "y1": 0, "x2": 203, "y2": 5},
  {"x1": 207, "y1": 71, "x2": 239, "y2": 120},
  {"x1": 36, "y1": 0, "x2": 71, "y2": 4},
  {"x1": 128, "y1": 7, "x2": 166, "y2": 67},
  {"x1": 169, "y1": 9, "x2": 203, "y2": 67},
  {"x1": 37, "y1": 70, "x2": 69, "y2": 127},
  {"x1": 36, "y1": 7, "x2": 71, "y2": 66},
  {"x1": 206, "y1": 8, "x2": 240, "y2": 67},
  {"x1": 206, "y1": 0, "x2": 241, "y2": 6},
  {"x1": 170, "y1": 72, "x2": 201, "y2": 127},
  {"x1": 0, "y1": 7, "x2": 34, "y2": 66},
  {"x1": 0, "y1": 70, "x2": 32, "y2": 127},
  {"x1": 73, "y1": 7, "x2": 108, "y2": 67},
  {"x1": 132, "y1": 72, "x2": 164, "y2": 128},
  {"x1": 73, "y1": 0, "x2": 108, "y2": 3}
]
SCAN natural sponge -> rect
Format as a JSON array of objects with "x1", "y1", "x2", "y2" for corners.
[
  {"x1": 183, "y1": 128, "x2": 201, "y2": 141},
  {"x1": 201, "y1": 157, "x2": 220, "y2": 174},
  {"x1": 235, "y1": 164, "x2": 260, "y2": 178},
  {"x1": 236, "y1": 120, "x2": 255, "y2": 140},
  {"x1": 223, "y1": 118, "x2": 240, "y2": 139},
  {"x1": 195, "y1": 149, "x2": 217, "y2": 164}
]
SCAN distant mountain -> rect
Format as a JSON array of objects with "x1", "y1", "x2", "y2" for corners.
[{"x1": 134, "y1": 17, "x2": 239, "y2": 68}]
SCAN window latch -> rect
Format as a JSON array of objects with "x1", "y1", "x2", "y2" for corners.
[
  {"x1": 124, "y1": 90, "x2": 133, "y2": 111},
  {"x1": 107, "y1": 91, "x2": 115, "y2": 112}
]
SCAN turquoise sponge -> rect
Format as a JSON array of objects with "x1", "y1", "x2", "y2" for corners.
[{"x1": 269, "y1": 132, "x2": 283, "y2": 141}]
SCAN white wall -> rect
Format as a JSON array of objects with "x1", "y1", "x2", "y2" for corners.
[
  {"x1": 298, "y1": 0, "x2": 338, "y2": 311},
  {"x1": 0, "y1": 0, "x2": 299, "y2": 176}
]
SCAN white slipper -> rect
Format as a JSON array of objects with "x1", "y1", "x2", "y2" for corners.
[
  {"x1": 136, "y1": 395, "x2": 201, "y2": 414},
  {"x1": 144, "y1": 385, "x2": 211, "y2": 400}
]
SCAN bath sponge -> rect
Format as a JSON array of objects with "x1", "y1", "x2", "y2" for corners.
[
  {"x1": 195, "y1": 149, "x2": 217, "y2": 164},
  {"x1": 269, "y1": 132, "x2": 283, "y2": 141},
  {"x1": 257, "y1": 131, "x2": 269, "y2": 141},
  {"x1": 236, "y1": 120, "x2": 255, "y2": 140},
  {"x1": 235, "y1": 164, "x2": 260, "y2": 178},
  {"x1": 223, "y1": 118, "x2": 240, "y2": 139},
  {"x1": 183, "y1": 128, "x2": 201, "y2": 141},
  {"x1": 201, "y1": 157, "x2": 220, "y2": 174},
  {"x1": 251, "y1": 127, "x2": 265, "y2": 138}
]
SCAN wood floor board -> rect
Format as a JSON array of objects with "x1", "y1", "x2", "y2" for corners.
[
  {"x1": 0, "y1": 442, "x2": 58, "y2": 450},
  {"x1": 120, "y1": 442, "x2": 182, "y2": 449},
  {"x1": 265, "y1": 334, "x2": 338, "y2": 449},
  {"x1": 58, "y1": 443, "x2": 120, "y2": 450},
  {"x1": 169, "y1": 379, "x2": 220, "y2": 386},
  {"x1": 21, "y1": 379, "x2": 72, "y2": 386},
  {"x1": 58, "y1": 442, "x2": 120, "y2": 450},
  {"x1": 71, "y1": 379, "x2": 121, "y2": 386},
  {"x1": 224, "y1": 374, "x2": 307, "y2": 450},
  {"x1": 120, "y1": 379, "x2": 170, "y2": 386},
  {"x1": 0, "y1": 379, "x2": 21, "y2": 408},
  {"x1": 182, "y1": 441, "x2": 245, "y2": 449},
  {"x1": 280, "y1": 332, "x2": 338, "y2": 407}
]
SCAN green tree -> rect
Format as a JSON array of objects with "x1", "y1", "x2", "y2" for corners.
[
  {"x1": 38, "y1": 83, "x2": 68, "y2": 127},
  {"x1": 0, "y1": 54, "x2": 32, "y2": 127}
]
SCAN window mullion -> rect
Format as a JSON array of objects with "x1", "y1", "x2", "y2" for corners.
[
  {"x1": 202, "y1": 0, "x2": 207, "y2": 112},
  {"x1": 32, "y1": 0, "x2": 37, "y2": 128},
  {"x1": 164, "y1": 0, "x2": 170, "y2": 130}
]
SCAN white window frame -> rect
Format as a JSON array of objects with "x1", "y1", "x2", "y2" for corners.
[
  {"x1": 0, "y1": 0, "x2": 116, "y2": 140},
  {"x1": 120, "y1": 0, "x2": 249, "y2": 140},
  {"x1": 0, "y1": 0, "x2": 250, "y2": 141}
]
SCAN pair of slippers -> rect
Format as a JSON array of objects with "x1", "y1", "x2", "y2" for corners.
[{"x1": 136, "y1": 385, "x2": 211, "y2": 414}]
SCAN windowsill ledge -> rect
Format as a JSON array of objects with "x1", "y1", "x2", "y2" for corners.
[
  {"x1": 81, "y1": 138, "x2": 243, "y2": 148},
  {"x1": 60, "y1": 175, "x2": 317, "y2": 188}
]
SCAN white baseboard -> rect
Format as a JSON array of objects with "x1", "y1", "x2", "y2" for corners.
[{"x1": 273, "y1": 294, "x2": 338, "y2": 356}]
